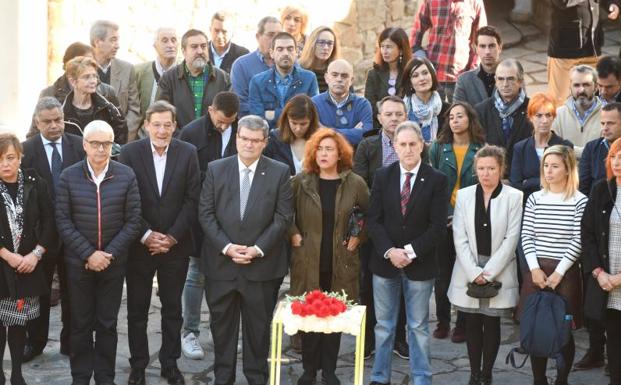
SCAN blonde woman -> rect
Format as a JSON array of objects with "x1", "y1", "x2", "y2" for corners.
[{"x1": 280, "y1": 5, "x2": 309, "y2": 55}]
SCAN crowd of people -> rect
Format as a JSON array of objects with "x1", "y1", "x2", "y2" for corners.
[{"x1": 3, "y1": 1, "x2": 621, "y2": 385}]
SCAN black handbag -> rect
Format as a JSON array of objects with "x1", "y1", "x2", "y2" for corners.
[{"x1": 467, "y1": 281, "x2": 502, "y2": 298}]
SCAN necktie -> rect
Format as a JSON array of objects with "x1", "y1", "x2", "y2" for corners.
[
  {"x1": 239, "y1": 168, "x2": 251, "y2": 220},
  {"x1": 49, "y1": 142, "x2": 62, "y2": 187},
  {"x1": 400, "y1": 172, "x2": 413, "y2": 216}
]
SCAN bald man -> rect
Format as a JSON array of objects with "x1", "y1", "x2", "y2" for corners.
[{"x1": 312, "y1": 59, "x2": 373, "y2": 145}]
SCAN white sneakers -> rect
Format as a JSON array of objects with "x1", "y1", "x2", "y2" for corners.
[{"x1": 181, "y1": 332, "x2": 205, "y2": 360}]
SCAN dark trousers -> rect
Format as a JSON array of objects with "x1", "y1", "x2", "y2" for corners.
[
  {"x1": 605, "y1": 309, "x2": 621, "y2": 385},
  {"x1": 434, "y1": 228, "x2": 465, "y2": 328},
  {"x1": 67, "y1": 263, "x2": 125, "y2": 384},
  {"x1": 464, "y1": 313, "x2": 500, "y2": 379},
  {"x1": 26, "y1": 250, "x2": 71, "y2": 353},
  {"x1": 585, "y1": 316, "x2": 607, "y2": 355},
  {"x1": 360, "y1": 241, "x2": 406, "y2": 348},
  {"x1": 206, "y1": 275, "x2": 280, "y2": 385},
  {"x1": 531, "y1": 333, "x2": 575, "y2": 384},
  {"x1": 301, "y1": 271, "x2": 341, "y2": 375},
  {"x1": 127, "y1": 251, "x2": 189, "y2": 370}
]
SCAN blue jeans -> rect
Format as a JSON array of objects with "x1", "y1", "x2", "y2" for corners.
[
  {"x1": 372, "y1": 272, "x2": 434, "y2": 385},
  {"x1": 182, "y1": 256, "x2": 205, "y2": 336}
]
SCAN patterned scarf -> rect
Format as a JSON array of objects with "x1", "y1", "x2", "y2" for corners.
[
  {"x1": 406, "y1": 91, "x2": 443, "y2": 143},
  {"x1": 0, "y1": 170, "x2": 25, "y2": 252},
  {"x1": 493, "y1": 88, "x2": 526, "y2": 143}
]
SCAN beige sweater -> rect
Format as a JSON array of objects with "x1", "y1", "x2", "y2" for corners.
[{"x1": 551, "y1": 98, "x2": 602, "y2": 160}]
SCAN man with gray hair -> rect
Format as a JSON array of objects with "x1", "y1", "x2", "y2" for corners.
[
  {"x1": 208, "y1": 12, "x2": 249, "y2": 74},
  {"x1": 90, "y1": 20, "x2": 142, "y2": 140},
  {"x1": 156, "y1": 29, "x2": 230, "y2": 129},
  {"x1": 55, "y1": 120, "x2": 141, "y2": 385},
  {"x1": 21, "y1": 96, "x2": 85, "y2": 362},
  {"x1": 198, "y1": 115, "x2": 292, "y2": 385},
  {"x1": 552, "y1": 64, "x2": 603, "y2": 159},
  {"x1": 475, "y1": 58, "x2": 532, "y2": 176},
  {"x1": 230, "y1": 16, "x2": 282, "y2": 117},
  {"x1": 134, "y1": 27, "x2": 179, "y2": 140}
]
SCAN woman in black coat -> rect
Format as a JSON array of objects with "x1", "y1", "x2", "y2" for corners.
[
  {"x1": 0, "y1": 134, "x2": 55, "y2": 385},
  {"x1": 582, "y1": 137, "x2": 621, "y2": 385}
]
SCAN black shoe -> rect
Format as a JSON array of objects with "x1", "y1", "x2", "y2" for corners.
[
  {"x1": 393, "y1": 340, "x2": 409, "y2": 360},
  {"x1": 480, "y1": 375, "x2": 492, "y2": 385},
  {"x1": 368, "y1": 382, "x2": 389, "y2": 385},
  {"x1": 468, "y1": 374, "x2": 479, "y2": 385},
  {"x1": 128, "y1": 368, "x2": 146, "y2": 385},
  {"x1": 161, "y1": 367, "x2": 184, "y2": 385},
  {"x1": 22, "y1": 344, "x2": 42, "y2": 363},
  {"x1": 321, "y1": 373, "x2": 340, "y2": 385},
  {"x1": 573, "y1": 349, "x2": 605, "y2": 370},
  {"x1": 297, "y1": 371, "x2": 316, "y2": 385}
]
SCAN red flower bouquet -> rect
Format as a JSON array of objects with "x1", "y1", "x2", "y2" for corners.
[{"x1": 289, "y1": 290, "x2": 349, "y2": 318}]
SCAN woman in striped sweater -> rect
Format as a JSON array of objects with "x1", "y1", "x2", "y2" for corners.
[{"x1": 519, "y1": 145, "x2": 587, "y2": 385}]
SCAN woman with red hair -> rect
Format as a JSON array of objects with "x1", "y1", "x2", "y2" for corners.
[
  {"x1": 289, "y1": 128, "x2": 369, "y2": 385},
  {"x1": 582, "y1": 137, "x2": 621, "y2": 385}
]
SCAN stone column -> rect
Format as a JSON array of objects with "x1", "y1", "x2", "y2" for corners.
[{"x1": 0, "y1": 1, "x2": 48, "y2": 137}]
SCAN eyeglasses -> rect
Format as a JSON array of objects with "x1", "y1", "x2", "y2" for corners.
[
  {"x1": 86, "y1": 140, "x2": 114, "y2": 150},
  {"x1": 316, "y1": 39, "x2": 334, "y2": 48},
  {"x1": 79, "y1": 73, "x2": 99, "y2": 81},
  {"x1": 237, "y1": 135, "x2": 265, "y2": 145}
]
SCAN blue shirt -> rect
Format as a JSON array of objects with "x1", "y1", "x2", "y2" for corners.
[
  {"x1": 230, "y1": 49, "x2": 271, "y2": 117},
  {"x1": 210, "y1": 42, "x2": 232, "y2": 69},
  {"x1": 311, "y1": 92, "x2": 373, "y2": 145},
  {"x1": 275, "y1": 71, "x2": 294, "y2": 108}
]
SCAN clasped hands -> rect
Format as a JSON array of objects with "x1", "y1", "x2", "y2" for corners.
[
  {"x1": 596, "y1": 271, "x2": 621, "y2": 292},
  {"x1": 291, "y1": 234, "x2": 360, "y2": 252},
  {"x1": 226, "y1": 244, "x2": 261, "y2": 264},
  {"x1": 531, "y1": 268, "x2": 563, "y2": 290},
  {"x1": 387, "y1": 248, "x2": 413, "y2": 269},
  {"x1": 6, "y1": 252, "x2": 38, "y2": 274},
  {"x1": 144, "y1": 231, "x2": 176, "y2": 255},
  {"x1": 86, "y1": 250, "x2": 113, "y2": 272}
]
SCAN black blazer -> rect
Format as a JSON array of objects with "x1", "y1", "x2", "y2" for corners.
[
  {"x1": 179, "y1": 116, "x2": 238, "y2": 179},
  {"x1": 21, "y1": 133, "x2": 85, "y2": 200},
  {"x1": 0, "y1": 169, "x2": 55, "y2": 298},
  {"x1": 581, "y1": 178, "x2": 618, "y2": 321},
  {"x1": 353, "y1": 133, "x2": 382, "y2": 188},
  {"x1": 264, "y1": 129, "x2": 297, "y2": 175},
  {"x1": 208, "y1": 42, "x2": 250, "y2": 74},
  {"x1": 118, "y1": 138, "x2": 201, "y2": 258},
  {"x1": 198, "y1": 155, "x2": 293, "y2": 281},
  {"x1": 367, "y1": 162, "x2": 448, "y2": 280}
]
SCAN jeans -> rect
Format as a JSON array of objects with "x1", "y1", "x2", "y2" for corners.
[
  {"x1": 372, "y1": 272, "x2": 434, "y2": 385},
  {"x1": 182, "y1": 256, "x2": 205, "y2": 337}
]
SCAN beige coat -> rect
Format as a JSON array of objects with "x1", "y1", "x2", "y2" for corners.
[
  {"x1": 551, "y1": 97, "x2": 602, "y2": 159},
  {"x1": 448, "y1": 184, "x2": 523, "y2": 309},
  {"x1": 289, "y1": 170, "x2": 369, "y2": 300}
]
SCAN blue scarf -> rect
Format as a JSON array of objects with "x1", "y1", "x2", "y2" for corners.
[{"x1": 493, "y1": 88, "x2": 526, "y2": 143}]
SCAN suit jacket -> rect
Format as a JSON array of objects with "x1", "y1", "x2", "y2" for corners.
[
  {"x1": 21, "y1": 133, "x2": 85, "y2": 200},
  {"x1": 263, "y1": 129, "x2": 297, "y2": 175},
  {"x1": 109, "y1": 58, "x2": 142, "y2": 141},
  {"x1": 118, "y1": 138, "x2": 201, "y2": 258},
  {"x1": 209, "y1": 42, "x2": 250, "y2": 74},
  {"x1": 453, "y1": 67, "x2": 493, "y2": 107},
  {"x1": 352, "y1": 133, "x2": 382, "y2": 188},
  {"x1": 367, "y1": 162, "x2": 448, "y2": 280},
  {"x1": 134, "y1": 61, "x2": 156, "y2": 139},
  {"x1": 198, "y1": 155, "x2": 293, "y2": 281}
]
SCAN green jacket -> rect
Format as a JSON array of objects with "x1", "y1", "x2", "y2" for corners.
[
  {"x1": 289, "y1": 170, "x2": 370, "y2": 300},
  {"x1": 428, "y1": 141, "x2": 482, "y2": 214}
]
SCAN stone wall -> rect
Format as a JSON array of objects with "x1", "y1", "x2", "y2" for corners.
[{"x1": 47, "y1": 0, "x2": 422, "y2": 90}]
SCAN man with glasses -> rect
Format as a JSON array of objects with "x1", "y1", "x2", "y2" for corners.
[
  {"x1": 55, "y1": 120, "x2": 141, "y2": 385},
  {"x1": 248, "y1": 31, "x2": 319, "y2": 128},
  {"x1": 177, "y1": 91, "x2": 240, "y2": 361},
  {"x1": 475, "y1": 58, "x2": 532, "y2": 176},
  {"x1": 312, "y1": 59, "x2": 372, "y2": 145},
  {"x1": 208, "y1": 12, "x2": 249, "y2": 74},
  {"x1": 552, "y1": 64, "x2": 603, "y2": 159},
  {"x1": 231, "y1": 16, "x2": 282, "y2": 117},
  {"x1": 198, "y1": 115, "x2": 292, "y2": 385}
]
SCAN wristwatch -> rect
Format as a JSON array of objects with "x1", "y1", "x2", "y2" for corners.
[{"x1": 32, "y1": 247, "x2": 44, "y2": 260}]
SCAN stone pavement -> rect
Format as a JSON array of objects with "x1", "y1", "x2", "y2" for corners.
[{"x1": 16, "y1": 17, "x2": 621, "y2": 385}]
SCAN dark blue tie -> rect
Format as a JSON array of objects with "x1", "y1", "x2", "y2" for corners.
[{"x1": 49, "y1": 142, "x2": 62, "y2": 187}]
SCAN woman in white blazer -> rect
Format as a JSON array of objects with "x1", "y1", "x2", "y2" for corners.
[{"x1": 448, "y1": 145, "x2": 523, "y2": 385}]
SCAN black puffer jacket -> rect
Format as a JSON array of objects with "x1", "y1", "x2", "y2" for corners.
[
  {"x1": 55, "y1": 159, "x2": 141, "y2": 267},
  {"x1": 62, "y1": 90, "x2": 128, "y2": 144},
  {"x1": 548, "y1": 0, "x2": 620, "y2": 58}
]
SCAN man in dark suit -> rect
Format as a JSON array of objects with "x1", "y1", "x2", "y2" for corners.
[
  {"x1": 199, "y1": 115, "x2": 292, "y2": 385},
  {"x1": 208, "y1": 12, "x2": 249, "y2": 74},
  {"x1": 177, "y1": 91, "x2": 239, "y2": 361},
  {"x1": 367, "y1": 121, "x2": 448, "y2": 385},
  {"x1": 21, "y1": 96, "x2": 85, "y2": 361},
  {"x1": 119, "y1": 101, "x2": 200, "y2": 385}
]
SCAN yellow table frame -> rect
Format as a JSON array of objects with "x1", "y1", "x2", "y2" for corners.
[{"x1": 269, "y1": 302, "x2": 366, "y2": 385}]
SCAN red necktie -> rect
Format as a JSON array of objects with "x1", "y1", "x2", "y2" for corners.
[{"x1": 401, "y1": 172, "x2": 413, "y2": 216}]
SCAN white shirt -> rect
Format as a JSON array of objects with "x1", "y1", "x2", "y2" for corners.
[
  {"x1": 221, "y1": 156, "x2": 264, "y2": 257},
  {"x1": 221, "y1": 126, "x2": 232, "y2": 157},
  {"x1": 140, "y1": 142, "x2": 170, "y2": 243},
  {"x1": 40, "y1": 135, "x2": 63, "y2": 170},
  {"x1": 210, "y1": 42, "x2": 232, "y2": 69},
  {"x1": 87, "y1": 160, "x2": 109, "y2": 188},
  {"x1": 290, "y1": 144, "x2": 303, "y2": 175}
]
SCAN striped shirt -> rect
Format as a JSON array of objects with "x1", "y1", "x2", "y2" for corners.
[{"x1": 522, "y1": 190, "x2": 587, "y2": 276}]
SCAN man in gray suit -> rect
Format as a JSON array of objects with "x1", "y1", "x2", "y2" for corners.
[
  {"x1": 453, "y1": 26, "x2": 502, "y2": 106},
  {"x1": 134, "y1": 27, "x2": 179, "y2": 140},
  {"x1": 91, "y1": 20, "x2": 142, "y2": 141},
  {"x1": 199, "y1": 115, "x2": 292, "y2": 385}
]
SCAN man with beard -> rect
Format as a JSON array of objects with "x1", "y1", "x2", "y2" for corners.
[
  {"x1": 552, "y1": 64, "x2": 603, "y2": 159},
  {"x1": 157, "y1": 29, "x2": 230, "y2": 129},
  {"x1": 248, "y1": 31, "x2": 318, "y2": 128},
  {"x1": 208, "y1": 12, "x2": 249, "y2": 74}
]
